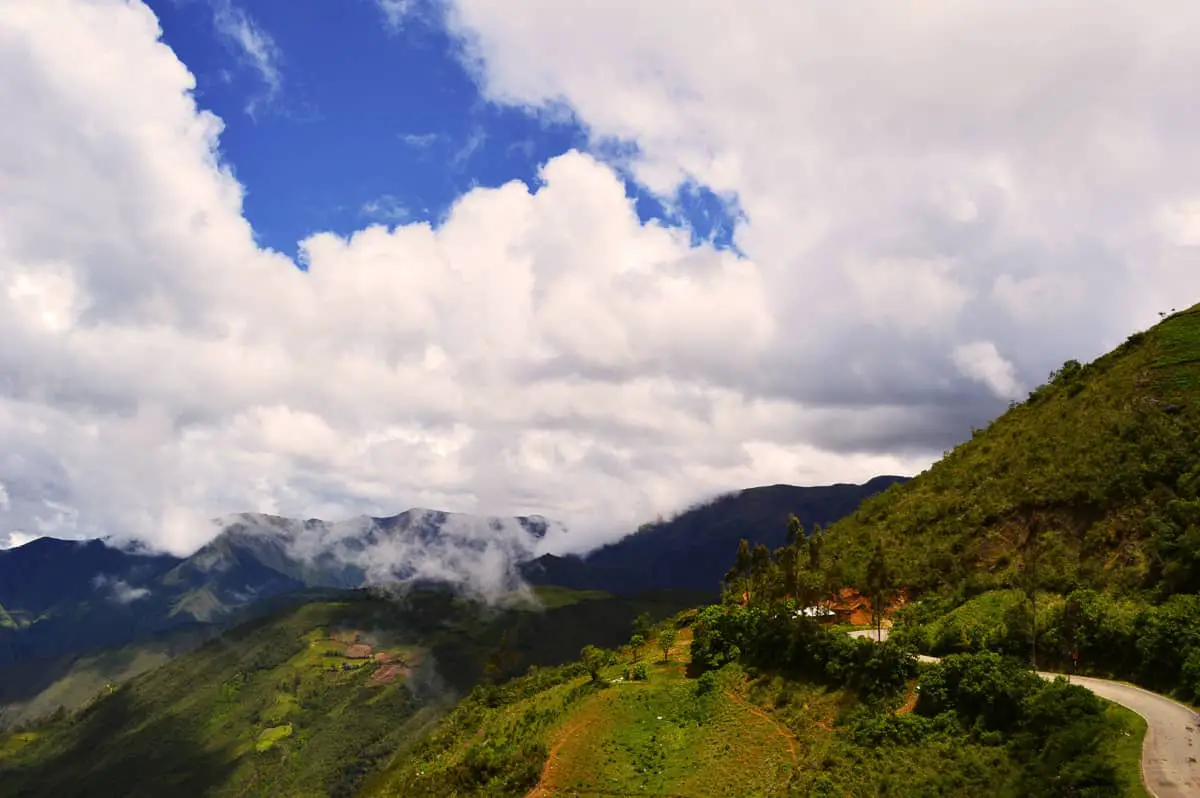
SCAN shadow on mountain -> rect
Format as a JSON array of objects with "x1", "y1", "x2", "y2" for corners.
[
  {"x1": 0, "y1": 686, "x2": 236, "y2": 798},
  {"x1": 0, "y1": 621, "x2": 219, "y2": 717},
  {"x1": 523, "y1": 477, "x2": 908, "y2": 594}
]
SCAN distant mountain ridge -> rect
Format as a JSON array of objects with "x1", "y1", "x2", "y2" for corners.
[
  {"x1": 0, "y1": 508, "x2": 561, "y2": 670},
  {"x1": 521, "y1": 476, "x2": 909, "y2": 595},
  {"x1": 0, "y1": 479, "x2": 906, "y2": 683}
]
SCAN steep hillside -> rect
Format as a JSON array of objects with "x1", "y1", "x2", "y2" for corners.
[
  {"x1": 523, "y1": 477, "x2": 907, "y2": 594},
  {"x1": 0, "y1": 586, "x2": 700, "y2": 797},
  {"x1": 823, "y1": 306, "x2": 1200, "y2": 598}
]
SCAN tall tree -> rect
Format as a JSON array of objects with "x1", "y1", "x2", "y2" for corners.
[
  {"x1": 1017, "y1": 520, "x2": 1044, "y2": 669},
  {"x1": 632, "y1": 611, "x2": 654, "y2": 641},
  {"x1": 658, "y1": 626, "x2": 678, "y2": 662},
  {"x1": 776, "y1": 545, "x2": 799, "y2": 600},
  {"x1": 865, "y1": 541, "x2": 894, "y2": 636},
  {"x1": 785, "y1": 514, "x2": 803, "y2": 546},
  {"x1": 807, "y1": 523, "x2": 823, "y2": 571},
  {"x1": 629, "y1": 634, "x2": 646, "y2": 664},
  {"x1": 725, "y1": 539, "x2": 753, "y2": 601},
  {"x1": 580, "y1": 645, "x2": 606, "y2": 683},
  {"x1": 482, "y1": 630, "x2": 514, "y2": 684},
  {"x1": 750, "y1": 543, "x2": 773, "y2": 601}
]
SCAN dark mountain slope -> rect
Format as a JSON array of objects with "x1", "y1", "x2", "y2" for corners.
[
  {"x1": 0, "y1": 537, "x2": 180, "y2": 617},
  {"x1": 0, "y1": 539, "x2": 185, "y2": 670},
  {"x1": 522, "y1": 476, "x2": 908, "y2": 594}
]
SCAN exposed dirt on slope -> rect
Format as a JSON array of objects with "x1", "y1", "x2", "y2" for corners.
[
  {"x1": 723, "y1": 689, "x2": 798, "y2": 765},
  {"x1": 895, "y1": 679, "x2": 919, "y2": 715},
  {"x1": 526, "y1": 690, "x2": 617, "y2": 798}
]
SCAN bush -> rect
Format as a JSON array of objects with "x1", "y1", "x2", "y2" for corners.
[
  {"x1": 916, "y1": 652, "x2": 1042, "y2": 732},
  {"x1": 696, "y1": 671, "x2": 719, "y2": 696},
  {"x1": 690, "y1": 604, "x2": 916, "y2": 701},
  {"x1": 1015, "y1": 679, "x2": 1120, "y2": 796}
]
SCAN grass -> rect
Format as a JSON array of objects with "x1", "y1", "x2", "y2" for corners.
[
  {"x1": 255, "y1": 723, "x2": 294, "y2": 752},
  {"x1": 1106, "y1": 705, "x2": 1151, "y2": 798},
  {"x1": 0, "y1": 732, "x2": 39, "y2": 763},
  {"x1": 538, "y1": 632, "x2": 797, "y2": 798},
  {"x1": 1, "y1": 646, "x2": 174, "y2": 730},
  {"x1": 0, "y1": 597, "x2": 466, "y2": 797}
]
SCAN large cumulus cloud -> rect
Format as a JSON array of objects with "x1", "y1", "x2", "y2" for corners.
[{"x1": 4, "y1": 0, "x2": 1196, "y2": 555}]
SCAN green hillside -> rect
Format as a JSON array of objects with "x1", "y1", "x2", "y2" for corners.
[
  {"x1": 748, "y1": 304, "x2": 1200, "y2": 700},
  {"x1": 0, "y1": 587, "x2": 699, "y2": 797},
  {"x1": 361, "y1": 610, "x2": 1144, "y2": 797},
  {"x1": 823, "y1": 306, "x2": 1200, "y2": 597}
]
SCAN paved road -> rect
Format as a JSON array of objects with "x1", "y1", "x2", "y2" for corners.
[
  {"x1": 1049, "y1": 675, "x2": 1200, "y2": 798},
  {"x1": 848, "y1": 627, "x2": 1200, "y2": 797}
]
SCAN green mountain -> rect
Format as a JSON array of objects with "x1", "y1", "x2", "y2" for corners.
[
  {"x1": 822, "y1": 305, "x2": 1200, "y2": 598},
  {"x1": 0, "y1": 586, "x2": 703, "y2": 798},
  {"x1": 742, "y1": 304, "x2": 1200, "y2": 702}
]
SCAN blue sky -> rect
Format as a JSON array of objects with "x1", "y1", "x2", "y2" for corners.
[{"x1": 146, "y1": 0, "x2": 740, "y2": 259}]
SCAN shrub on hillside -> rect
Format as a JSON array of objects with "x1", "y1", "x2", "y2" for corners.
[
  {"x1": 915, "y1": 652, "x2": 1121, "y2": 796},
  {"x1": 689, "y1": 604, "x2": 916, "y2": 701},
  {"x1": 695, "y1": 670, "x2": 718, "y2": 696}
]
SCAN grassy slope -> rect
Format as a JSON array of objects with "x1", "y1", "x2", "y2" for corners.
[
  {"x1": 367, "y1": 624, "x2": 811, "y2": 797},
  {"x1": 825, "y1": 305, "x2": 1200, "y2": 596}
]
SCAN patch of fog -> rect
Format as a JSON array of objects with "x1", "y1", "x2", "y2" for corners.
[
  {"x1": 217, "y1": 508, "x2": 567, "y2": 604},
  {"x1": 92, "y1": 574, "x2": 151, "y2": 604}
]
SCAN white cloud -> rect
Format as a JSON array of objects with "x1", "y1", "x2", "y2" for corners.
[
  {"x1": 400, "y1": 132, "x2": 439, "y2": 148},
  {"x1": 451, "y1": 126, "x2": 487, "y2": 170},
  {"x1": 4, "y1": 0, "x2": 1199, "y2": 560},
  {"x1": 952, "y1": 342, "x2": 1024, "y2": 401},
  {"x1": 361, "y1": 194, "x2": 411, "y2": 222},
  {"x1": 210, "y1": 0, "x2": 281, "y2": 117},
  {"x1": 376, "y1": 0, "x2": 417, "y2": 33}
]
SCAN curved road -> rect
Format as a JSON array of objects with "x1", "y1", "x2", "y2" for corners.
[{"x1": 849, "y1": 628, "x2": 1200, "y2": 797}]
